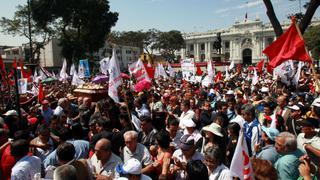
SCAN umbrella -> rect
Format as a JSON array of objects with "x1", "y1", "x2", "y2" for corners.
[
  {"x1": 134, "y1": 79, "x2": 152, "y2": 92},
  {"x1": 41, "y1": 77, "x2": 57, "y2": 84},
  {"x1": 121, "y1": 73, "x2": 130, "y2": 80},
  {"x1": 92, "y1": 75, "x2": 108, "y2": 84}
]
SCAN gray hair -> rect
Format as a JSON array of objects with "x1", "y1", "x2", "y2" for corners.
[
  {"x1": 277, "y1": 132, "x2": 297, "y2": 152},
  {"x1": 123, "y1": 130, "x2": 138, "y2": 140},
  {"x1": 243, "y1": 104, "x2": 256, "y2": 118},
  {"x1": 58, "y1": 98, "x2": 67, "y2": 106},
  {"x1": 204, "y1": 146, "x2": 222, "y2": 165},
  {"x1": 53, "y1": 164, "x2": 77, "y2": 180}
]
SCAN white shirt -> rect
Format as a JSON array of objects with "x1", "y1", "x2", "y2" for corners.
[
  {"x1": 172, "y1": 149, "x2": 204, "y2": 180},
  {"x1": 297, "y1": 133, "x2": 320, "y2": 154},
  {"x1": 122, "y1": 143, "x2": 153, "y2": 167},
  {"x1": 179, "y1": 109, "x2": 195, "y2": 129},
  {"x1": 90, "y1": 153, "x2": 123, "y2": 176},
  {"x1": 230, "y1": 115, "x2": 245, "y2": 128},
  {"x1": 183, "y1": 129, "x2": 202, "y2": 144},
  {"x1": 209, "y1": 164, "x2": 232, "y2": 180},
  {"x1": 53, "y1": 106, "x2": 64, "y2": 116},
  {"x1": 11, "y1": 155, "x2": 41, "y2": 180}
]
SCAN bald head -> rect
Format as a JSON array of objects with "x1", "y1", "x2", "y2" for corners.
[
  {"x1": 95, "y1": 138, "x2": 112, "y2": 152},
  {"x1": 277, "y1": 95, "x2": 287, "y2": 108}
]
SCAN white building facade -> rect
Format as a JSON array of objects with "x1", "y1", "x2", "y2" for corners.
[{"x1": 176, "y1": 18, "x2": 320, "y2": 65}]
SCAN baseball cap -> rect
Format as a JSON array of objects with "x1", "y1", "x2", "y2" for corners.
[
  {"x1": 296, "y1": 117, "x2": 319, "y2": 128},
  {"x1": 226, "y1": 90, "x2": 234, "y2": 95},
  {"x1": 116, "y1": 158, "x2": 142, "y2": 175},
  {"x1": 261, "y1": 126, "x2": 279, "y2": 141},
  {"x1": 183, "y1": 119, "x2": 196, "y2": 128},
  {"x1": 179, "y1": 134, "x2": 195, "y2": 151},
  {"x1": 288, "y1": 103, "x2": 304, "y2": 111},
  {"x1": 4, "y1": 110, "x2": 18, "y2": 116},
  {"x1": 261, "y1": 87, "x2": 269, "y2": 93}
]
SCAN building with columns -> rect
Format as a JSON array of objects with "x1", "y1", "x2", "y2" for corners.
[{"x1": 176, "y1": 17, "x2": 320, "y2": 65}]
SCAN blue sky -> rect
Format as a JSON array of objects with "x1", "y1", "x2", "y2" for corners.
[{"x1": 0, "y1": 0, "x2": 319, "y2": 46}]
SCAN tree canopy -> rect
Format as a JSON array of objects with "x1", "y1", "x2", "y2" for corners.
[
  {"x1": 263, "y1": 0, "x2": 320, "y2": 37},
  {"x1": 31, "y1": 0, "x2": 118, "y2": 63},
  {"x1": 0, "y1": 4, "x2": 55, "y2": 63},
  {"x1": 304, "y1": 24, "x2": 320, "y2": 60},
  {"x1": 109, "y1": 29, "x2": 185, "y2": 62}
]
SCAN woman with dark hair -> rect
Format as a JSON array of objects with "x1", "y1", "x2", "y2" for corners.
[
  {"x1": 151, "y1": 130, "x2": 172, "y2": 178},
  {"x1": 186, "y1": 160, "x2": 209, "y2": 180},
  {"x1": 226, "y1": 122, "x2": 240, "y2": 166}
]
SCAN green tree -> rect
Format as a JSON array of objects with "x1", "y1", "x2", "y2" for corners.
[
  {"x1": 304, "y1": 25, "x2": 320, "y2": 60},
  {"x1": 0, "y1": 4, "x2": 55, "y2": 63},
  {"x1": 263, "y1": 0, "x2": 319, "y2": 37},
  {"x1": 31, "y1": 0, "x2": 118, "y2": 64},
  {"x1": 155, "y1": 30, "x2": 185, "y2": 62}
]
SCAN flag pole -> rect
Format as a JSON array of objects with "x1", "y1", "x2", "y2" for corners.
[{"x1": 292, "y1": 16, "x2": 320, "y2": 92}]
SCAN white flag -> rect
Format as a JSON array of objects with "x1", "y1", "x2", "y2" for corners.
[
  {"x1": 18, "y1": 78, "x2": 28, "y2": 94},
  {"x1": 230, "y1": 130, "x2": 254, "y2": 180},
  {"x1": 252, "y1": 69, "x2": 258, "y2": 85},
  {"x1": 155, "y1": 63, "x2": 168, "y2": 79},
  {"x1": 71, "y1": 70, "x2": 85, "y2": 86},
  {"x1": 273, "y1": 60, "x2": 295, "y2": 86},
  {"x1": 59, "y1": 58, "x2": 69, "y2": 81},
  {"x1": 100, "y1": 57, "x2": 110, "y2": 75},
  {"x1": 229, "y1": 60, "x2": 235, "y2": 70},
  {"x1": 292, "y1": 61, "x2": 302, "y2": 87},
  {"x1": 108, "y1": 49, "x2": 122, "y2": 103},
  {"x1": 70, "y1": 63, "x2": 76, "y2": 76},
  {"x1": 225, "y1": 66, "x2": 230, "y2": 80},
  {"x1": 207, "y1": 60, "x2": 214, "y2": 83},
  {"x1": 167, "y1": 63, "x2": 175, "y2": 77}
]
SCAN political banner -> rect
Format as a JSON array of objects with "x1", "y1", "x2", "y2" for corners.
[
  {"x1": 181, "y1": 58, "x2": 195, "y2": 82},
  {"x1": 78, "y1": 59, "x2": 90, "y2": 78},
  {"x1": 18, "y1": 78, "x2": 28, "y2": 94}
]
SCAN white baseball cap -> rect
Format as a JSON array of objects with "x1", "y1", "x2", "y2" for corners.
[
  {"x1": 183, "y1": 119, "x2": 196, "y2": 128},
  {"x1": 116, "y1": 158, "x2": 141, "y2": 175},
  {"x1": 4, "y1": 110, "x2": 18, "y2": 116}
]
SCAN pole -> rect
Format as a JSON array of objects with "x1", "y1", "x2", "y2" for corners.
[
  {"x1": 13, "y1": 68, "x2": 22, "y2": 120},
  {"x1": 27, "y1": 0, "x2": 33, "y2": 64}
]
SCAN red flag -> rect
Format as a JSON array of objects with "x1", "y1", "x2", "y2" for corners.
[
  {"x1": 263, "y1": 17, "x2": 311, "y2": 72},
  {"x1": 12, "y1": 57, "x2": 17, "y2": 69},
  {"x1": 214, "y1": 71, "x2": 222, "y2": 82},
  {"x1": 256, "y1": 59, "x2": 264, "y2": 74},
  {"x1": 0, "y1": 56, "x2": 5, "y2": 73},
  {"x1": 38, "y1": 83, "x2": 45, "y2": 102},
  {"x1": 144, "y1": 63, "x2": 155, "y2": 79},
  {"x1": 196, "y1": 63, "x2": 203, "y2": 76}
]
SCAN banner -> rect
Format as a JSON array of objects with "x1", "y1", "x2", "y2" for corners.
[
  {"x1": 100, "y1": 57, "x2": 110, "y2": 75},
  {"x1": 128, "y1": 59, "x2": 149, "y2": 82},
  {"x1": 181, "y1": 58, "x2": 195, "y2": 82},
  {"x1": 78, "y1": 59, "x2": 90, "y2": 78},
  {"x1": 18, "y1": 78, "x2": 28, "y2": 94}
]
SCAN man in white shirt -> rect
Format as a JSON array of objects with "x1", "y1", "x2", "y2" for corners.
[
  {"x1": 172, "y1": 134, "x2": 204, "y2": 180},
  {"x1": 91, "y1": 138, "x2": 123, "y2": 178},
  {"x1": 179, "y1": 100, "x2": 195, "y2": 129},
  {"x1": 11, "y1": 139, "x2": 41, "y2": 180},
  {"x1": 122, "y1": 131, "x2": 153, "y2": 174}
]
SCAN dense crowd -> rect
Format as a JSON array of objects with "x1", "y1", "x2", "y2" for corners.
[{"x1": 0, "y1": 66, "x2": 319, "y2": 180}]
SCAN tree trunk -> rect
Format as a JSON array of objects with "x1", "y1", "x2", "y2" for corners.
[
  {"x1": 299, "y1": 0, "x2": 320, "y2": 34},
  {"x1": 263, "y1": 0, "x2": 283, "y2": 37}
]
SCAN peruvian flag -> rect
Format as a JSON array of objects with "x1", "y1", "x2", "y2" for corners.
[
  {"x1": 263, "y1": 17, "x2": 312, "y2": 73},
  {"x1": 230, "y1": 130, "x2": 254, "y2": 180}
]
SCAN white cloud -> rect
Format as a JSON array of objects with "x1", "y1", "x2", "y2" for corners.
[{"x1": 215, "y1": 0, "x2": 264, "y2": 15}]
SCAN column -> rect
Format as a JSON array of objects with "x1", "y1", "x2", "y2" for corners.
[
  {"x1": 207, "y1": 42, "x2": 211, "y2": 60},
  {"x1": 196, "y1": 43, "x2": 200, "y2": 61}
]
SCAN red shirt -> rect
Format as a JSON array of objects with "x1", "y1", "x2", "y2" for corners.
[{"x1": 1, "y1": 145, "x2": 16, "y2": 180}]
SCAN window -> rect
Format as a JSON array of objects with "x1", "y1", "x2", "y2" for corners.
[
  {"x1": 225, "y1": 41, "x2": 230, "y2": 49},
  {"x1": 189, "y1": 44, "x2": 194, "y2": 51},
  {"x1": 200, "y1": 54, "x2": 205, "y2": 61},
  {"x1": 200, "y1": 43, "x2": 205, "y2": 51}
]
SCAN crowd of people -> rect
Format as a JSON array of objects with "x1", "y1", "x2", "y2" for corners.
[{"x1": 0, "y1": 65, "x2": 319, "y2": 180}]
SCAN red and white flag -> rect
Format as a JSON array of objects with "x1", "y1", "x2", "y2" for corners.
[
  {"x1": 108, "y1": 48, "x2": 122, "y2": 103},
  {"x1": 207, "y1": 60, "x2": 214, "y2": 83},
  {"x1": 230, "y1": 130, "x2": 254, "y2": 180},
  {"x1": 128, "y1": 59, "x2": 149, "y2": 82}
]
